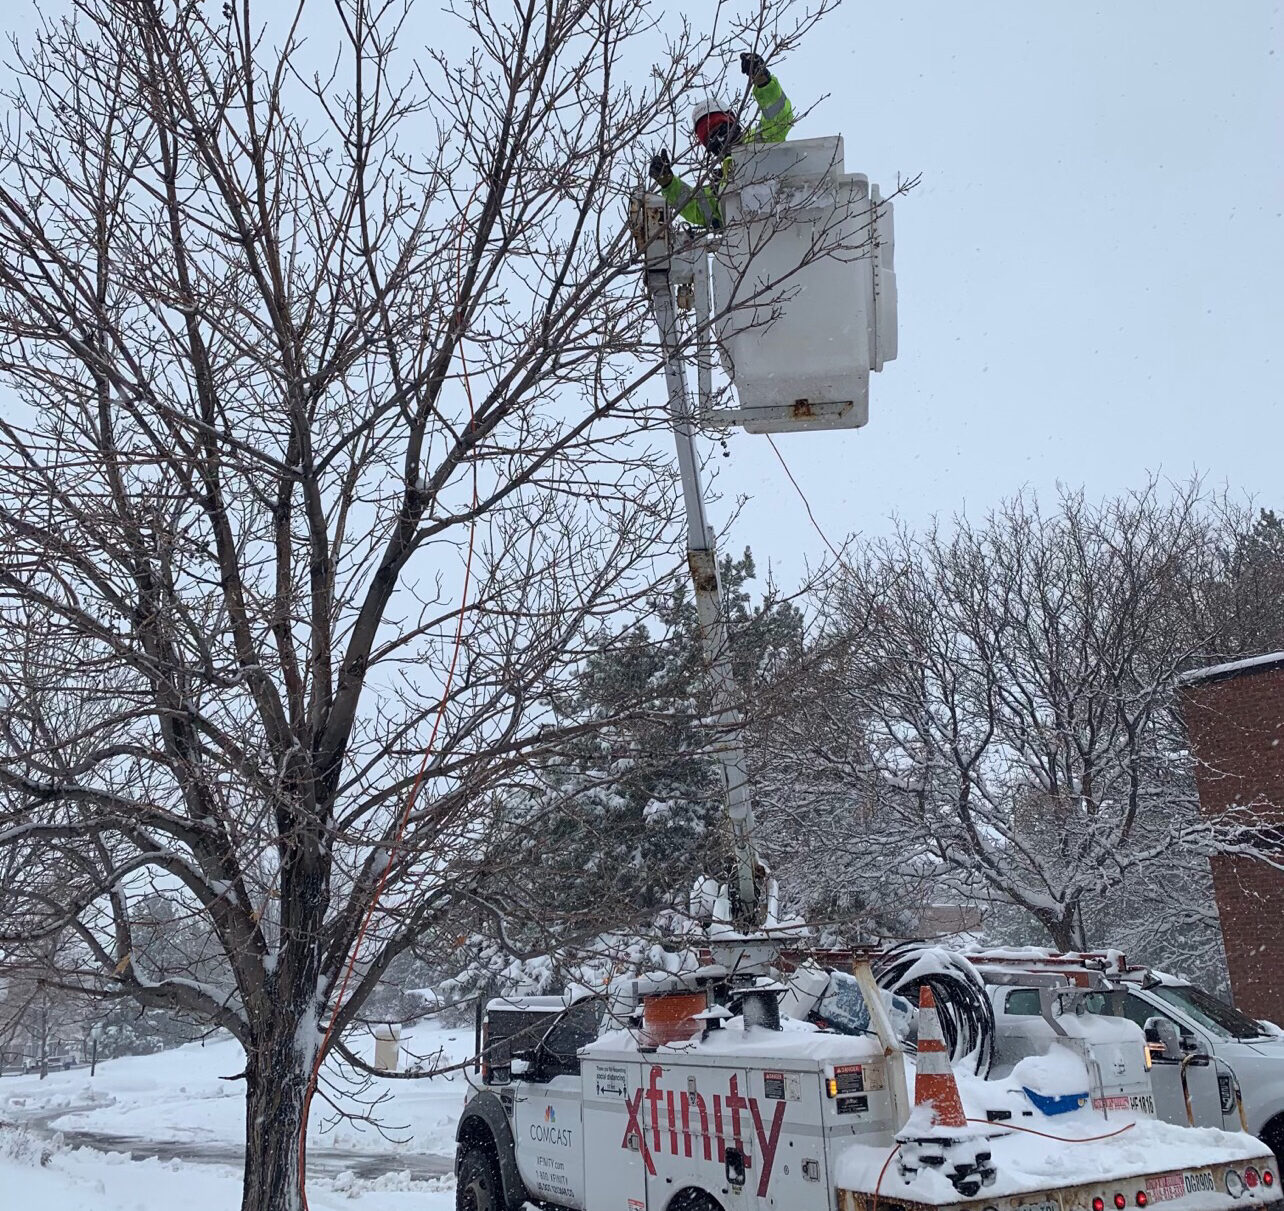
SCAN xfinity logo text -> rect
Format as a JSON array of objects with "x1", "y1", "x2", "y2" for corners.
[{"x1": 622, "y1": 1066, "x2": 786, "y2": 1198}]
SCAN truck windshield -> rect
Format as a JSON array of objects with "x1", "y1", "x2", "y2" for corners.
[{"x1": 1151, "y1": 985, "x2": 1266, "y2": 1040}]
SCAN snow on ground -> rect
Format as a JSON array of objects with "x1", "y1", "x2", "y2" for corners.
[
  {"x1": 1, "y1": 1020, "x2": 475, "y2": 1160},
  {"x1": 0, "y1": 1126, "x2": 456, "y2": 1211}
]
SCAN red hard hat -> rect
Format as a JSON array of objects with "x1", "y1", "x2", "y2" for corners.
[{"x1": 691, "y1": 95, "x2": 734, "y2": 149}]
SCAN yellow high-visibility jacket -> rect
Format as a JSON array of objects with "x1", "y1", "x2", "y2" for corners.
[{"x1": 661, "y1": 75, "x2": 794, "y2": 228}]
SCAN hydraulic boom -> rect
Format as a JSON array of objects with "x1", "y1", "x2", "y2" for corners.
[{"x1": 643, "y1": 246, "x2": 762, "y2": 927}]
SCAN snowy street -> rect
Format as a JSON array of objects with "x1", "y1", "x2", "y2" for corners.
[
  {"x1": 0, "y1": 1141, "x2": 457, "y2": 1211},
  {"x1": 0, "y1": 1024, "x2": 470, "y2": 1209}
]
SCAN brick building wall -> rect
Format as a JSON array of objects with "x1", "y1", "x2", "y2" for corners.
[{"x1": 1178, "y1": 653, "x2": 1284, "y2": 1023}]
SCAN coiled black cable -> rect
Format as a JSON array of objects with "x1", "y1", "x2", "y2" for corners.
[{"x1": 873, "y1": 942, "x2": 995, "y2": 1077}]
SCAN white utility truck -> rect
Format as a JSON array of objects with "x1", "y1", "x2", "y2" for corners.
[
  {"x1": 974, "y1": 950, "x2": 1284, "y2": 1159},
  {"x1": 455, "y1": 122, "x2": 1283, "y2": 1211},
  {"x1": 457, "y1": 970, "x2": 1283, "y2": 1211}
]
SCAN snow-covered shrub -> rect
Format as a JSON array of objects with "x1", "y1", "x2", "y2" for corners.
[{"x1": 0, "y1": 1124, "x2": 60, "y2": 1167}]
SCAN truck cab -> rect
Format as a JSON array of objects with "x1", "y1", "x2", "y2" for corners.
[
  {"x1": 1115, "y1": 977, "x2": 1284, "y2": 1156},
  {"x1": 974, "y1": 952, "x2": 1284, "y2": 1160},
  {"x1": 457, "y1": 994, "x2": 603, "y2": 1211}
]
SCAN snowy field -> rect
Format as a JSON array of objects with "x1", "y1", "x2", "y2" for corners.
[
  {"x1": 0, "y1": 1138, "x2": 457, "y2": 1211},
  {"x1": 0, "y1": 1021, "x2": 474, "y2": 1209}
]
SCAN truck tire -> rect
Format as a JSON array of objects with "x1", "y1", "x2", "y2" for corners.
[
  {"x1": 667, "y1": 1191, "x2": 723, "y2": 1211},
  {"x1": 457, "y1": 1144, "x2": 503, "y2": 1211},
  {"x1": 1262, "y1": 1114, "x2": 1284, "y2": 1167}
]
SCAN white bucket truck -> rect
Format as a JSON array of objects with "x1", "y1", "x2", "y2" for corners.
[
  {"x1": 454, "y1": 125, "x2": 1283, "y2": 1211},
  {"x1": 456, "y1": 964, "x2": 1284, "y2": 1211}
]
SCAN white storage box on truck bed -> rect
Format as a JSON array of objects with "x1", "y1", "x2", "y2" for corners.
[{"x1": 456, "y1": 986, "x2": 1283, "y2": 1211}]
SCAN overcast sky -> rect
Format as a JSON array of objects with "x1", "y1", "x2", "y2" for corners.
[
  {"x1": 705, "y1": 0, "x2": 1283, "y2": 585},
  {"x1": 1, "y1": 1, "x2": 1279, "y2": 592}
]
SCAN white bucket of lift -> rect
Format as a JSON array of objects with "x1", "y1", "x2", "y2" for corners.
[{"x1": 711, "y1": 135, "x2": 897, "y2": 433}]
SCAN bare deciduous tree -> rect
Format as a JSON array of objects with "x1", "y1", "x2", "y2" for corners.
[
  {"x1": 770, "y1": 482, "x2": 1255, "y2": 960},
  {"x1": 0, "y1": 0, "x2": 854, "y2": 1206}
]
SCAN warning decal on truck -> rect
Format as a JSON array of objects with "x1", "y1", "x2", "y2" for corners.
[
  {"x1": 1093, "y1": 1093, "x2": 1155, "y2": 1115},
  {"x1": 762, "y1": 1071, "x2": 801, "y2": 1101},
  {"x1": 593, "y1": 1063, "x2": 628, "y2": 1100}
]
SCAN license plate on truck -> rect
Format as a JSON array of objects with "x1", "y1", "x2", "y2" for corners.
[
  {"x1": 1092, "y1": 1094, "x2": 1156, "y2": 1115},
  {"x1": 1179, "y1": 1170, "x2": 1216, "y2": 1197}
]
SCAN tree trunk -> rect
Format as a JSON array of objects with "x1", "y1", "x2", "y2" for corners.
[
  {"x1": 242, "y1": 1028, "x2": 310, "y2": 1211},
  {"x1": 1040, "y1": 908, "x2": 1084, "y2": 954}
]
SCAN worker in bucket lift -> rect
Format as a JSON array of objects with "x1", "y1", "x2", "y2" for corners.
[{"x1": 649, "y1": 52, "x2": 794, "y2": 228}]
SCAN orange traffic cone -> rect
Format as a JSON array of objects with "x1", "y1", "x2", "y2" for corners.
[{"x1": 911, "y1": 984, "x2": 967, "y2": 1129}]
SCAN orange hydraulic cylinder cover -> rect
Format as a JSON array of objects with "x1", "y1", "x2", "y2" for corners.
[{"x1": 642, "y1": 992, "x2": 707, "y2": 1047}]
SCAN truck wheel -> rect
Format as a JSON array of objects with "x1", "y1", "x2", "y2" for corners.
[
  {"x1": 457, "y1": 1144, "x2": 503, "y2": 1211},
  {"x1": 1262, "y1": 1114, "x2": 1284, "y2": 1167},
  {"x1": 667, "y1": 1191, "x2": 723, "y2": 1211}
]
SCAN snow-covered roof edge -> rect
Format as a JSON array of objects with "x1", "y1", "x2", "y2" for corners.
[{"x1": 1177, "y1": 650, "x2": 1284, "y2": 688}]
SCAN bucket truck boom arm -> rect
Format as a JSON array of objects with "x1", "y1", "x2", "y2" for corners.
[{"x1": 641, "y1": 234, "x2": 762, "y2": 928}]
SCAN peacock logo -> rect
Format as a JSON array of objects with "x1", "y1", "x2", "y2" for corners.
[{"x1": 544, "y1": 1105, "x2": 556, "y2": 1124}]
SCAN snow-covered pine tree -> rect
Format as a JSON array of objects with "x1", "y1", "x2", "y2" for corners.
[{"x1": 434, "y1": 551, "x2": 808, "y2": 1000}]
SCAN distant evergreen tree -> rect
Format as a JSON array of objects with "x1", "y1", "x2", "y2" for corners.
[{"x1": 502, "y1": 550, "x2": 805, "y2": 933}]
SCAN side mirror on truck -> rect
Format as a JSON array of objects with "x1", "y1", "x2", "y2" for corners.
[
  {"x1": 487, "y1": 1059, "x2": 513, "y2": 1085},
  {"x1": 1145, "y1": 1016, "x2": 1184, "y2": 1060},
  {"x1": 510, "y1": 1049, "x2": 540, "y2": 1079},
  {"x1": 1145, "y1": 1016, "x2": 1206, "y2": 1064}
]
